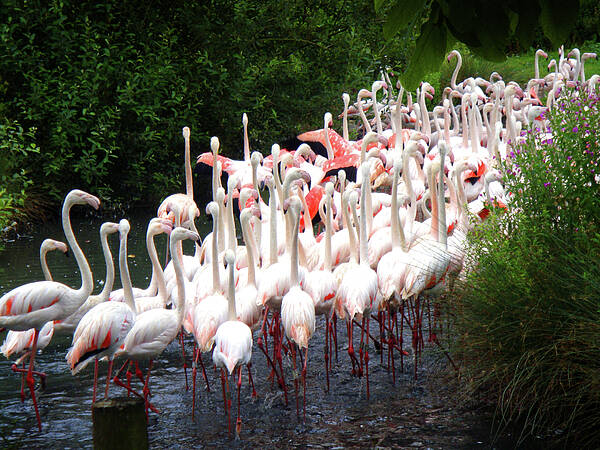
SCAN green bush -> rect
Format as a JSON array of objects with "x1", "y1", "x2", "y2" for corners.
[
  {"x1": 0, "y1": 0, "x2": 408, "y2": 215},
  {"x1": 0, "y1": 121, "x2": 38, "y2": 228},
  {"x1": 452, "y1": 87, "x2": 600, "y2": 446}
]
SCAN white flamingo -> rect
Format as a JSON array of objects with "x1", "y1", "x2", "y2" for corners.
[
  {"x1": 0, "y1": 189, "x2": 100, "y2": 430},
  {"x1": 212, "y1": 249, "x2": 254, "y2": 435}
]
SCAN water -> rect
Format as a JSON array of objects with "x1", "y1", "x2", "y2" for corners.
[{"x1": 0, "y1": 209, "x2": 509, "y2": 448}]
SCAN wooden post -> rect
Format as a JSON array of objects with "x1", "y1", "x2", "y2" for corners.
[{"x1": 92, "y1": 397, "x2": 148, "y2": 450}]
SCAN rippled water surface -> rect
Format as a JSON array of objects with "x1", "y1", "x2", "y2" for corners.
[{"x1": 0, "y1": 210, "x2": 517, "y2": 449}]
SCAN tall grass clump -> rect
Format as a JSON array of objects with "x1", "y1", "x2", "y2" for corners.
[{"x1": 452, "y1": 86, "x2": 600, "y2": 446}]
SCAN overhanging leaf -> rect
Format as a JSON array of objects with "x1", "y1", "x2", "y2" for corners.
[
  {"x1": 374, "y1": 0, "x2": 386, "y2": 13},
  {"x1": 400, "y1": 19, "x2": 448, "y2": 91},
  {"x1": 382, "y1": 0, "x2": 427, "y2": 41},
  {"x1": 539, "y1": 0, "x2": 579, "y2": 46}
]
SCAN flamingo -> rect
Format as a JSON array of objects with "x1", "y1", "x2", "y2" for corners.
[
  {"x1": 281, "y1": 195, "x2": 315, "y2": 419},
  {"x1": 157, "y1": 126, "x2": 198, "y2": 227},
  {"x1": 0, "y1": 189, "x2": 99, "y2": 430},
  {"x1": 66, "y1": 219, "x2": 139, "y2": 402},
  {"x1": 303, "y1": 182, "x2": 337, "y2": 390},
  {"x1": 114, "y1": 225, "x2": 199, "y2": 418},
  {"x1": 1, "y1": 239, "x2": 66, "y2": 400},
  {"x1": 336, "y1": 164, "x2": 379, "y2": 398},
  {"x1": 212, "y1": 249, "x2": 254, "y2": 435}
]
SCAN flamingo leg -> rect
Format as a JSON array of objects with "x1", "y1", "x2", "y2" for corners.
[
  {"x1": 20, "y1": 360, "x2": 26, "y2": 402},
  {"x1": 324, "y1": 316, "x2": 330, "y2": 392},
  {"x1": 225, "y1": 370, "x2": 231, "y2": 434},
  {"x1": 246, "y1": 362, "x2": 257, "y2": 398},
  {"x1": 346, "y1": 320, "x2": 360, "y2": 376},
  {"x1": 93, "y1": 359, "x2": 99, "y2": 404},
  {"x1": 332, "y1": 313, "x2": 338, "y2": 362},
  {"x1": 25, "y1": 329, "x2": 42, "y2": 431},
  {"x1": 236, "y1": 366, "x2": 242, "y2": 436},
  {"x1": 11, "y1": 362, "x2": 46, "y2": 394},
  {"x1": 179, "y1": 329, "x2": 189, "y2": 391},
  {"x1": 365, "y1": 315, "x2": 370, "y2": 400},
  {"x1": 192, "y1": 347, "x2": 199, "y2": 421},
  {"x1": 105, "y1": 359, "x2": 113, "y2": 400},
  {"x1": 142, "y1": 360, "x2": 153, "y2": 420},
  {"x1": 112, "y1": 363, "x2": 159, "y2": 414},
  {"x1": 198, "y1": 350, "x2": 211, "y2": 392},
  {"x1": 292, "y1": 344, "x2": 299, "y2": 418},
  {"x1": 302, "y1": 346, "x2": 309, "y2": 421}
]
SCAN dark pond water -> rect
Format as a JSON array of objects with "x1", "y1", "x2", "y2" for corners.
[{"x1": 0, "y1": 208, "x2": 522, "y2": 449}]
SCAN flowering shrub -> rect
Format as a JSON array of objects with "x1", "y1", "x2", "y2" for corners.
[
  {"x1": 503, "y1": 87, "x2": 600, "y2": 238},
  {"x1": 452, "y1": 86, "x2": 600, "y2": 447}
]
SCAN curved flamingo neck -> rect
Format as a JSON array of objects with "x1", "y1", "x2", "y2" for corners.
[
  {"x1": 342, "y1": 192, "x2": 358, "y2": 263},
  {"x1": 98, "y1": 228, "x2": 116, "y2": 301},
  {"x1": 324, "y1": 193, "x2": 333, "y2": 271},
  {"x1": 170, "y1": 234, "x2": 187, "y2": 325},
  {"x1": 438, "y1": 148, "x2": 448, "y2": 247},
  {"x1": 289, "y1": 204, "x2": 301, "y2": 287},
  {"x1": 210, "y1": 210, "x2": 221, "y2": 295},
  {"x1": 243, "y1": 116, "x2": 250, "y2": 162},
  {"x1": 147, "y1": 229, "x2": 167, "y2": 304},
  {"x1": 391, "y1": 161, "x2": 407, "y2": 252},
  {"x1": 118, "y1": 230, "x2": 136, "y2": 315},
  {"x1": 226, "y1": 258, "x2": 236, "y2": 321},
  {"x1": 241, "y1": 213, "x2": 257, "y2": 287},
  {"x1": 429, "y1": 166, "x2": 440, "y2": 242},
  {"x1": 226, "y1": 183, "x2": 237, "y2": 252},
  {"x1": 184, "y1": 132, "x2": 193, "y2": 198},
  {"x1": 342, "y1": 94, "x2": 350, "y2": 141},
  {"x1": 40, "y1": 244, "x2": 53, "y2": 282},
  {"x1": 63, "y1": 195, "x2": 93, "y2": 298},
  {"x1": 267, "y1": 183, "x2": 278, "y2": 267},
  {"x1": 359, "y1": 168, "x2": 369, "y2": 265},
  {"x1": 450, "y1": 52, "x2": 462, "y2": 91}
]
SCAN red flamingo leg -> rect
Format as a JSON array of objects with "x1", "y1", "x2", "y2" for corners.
[
  {"x1": 112, "y1": 374, "x2": 160, "y2": 414},
  {"x1": 365, "y1": 316, "x2": 370, "y2": 400},
  {"x1": 236, "y1": 366, "x2": 242, "y2": 435},
  {"x1": 192, "y1": 347, "x2": 199, "y2": 421},
  {"x1": 93, "y1": 359, "x2": 99, "y2": 404},
  {"x1": 332, "y1": 313, "x2": 339, "y2": 362},
  {"x1": 225, "y1": 370, "x2": 231, "y2": 434},
  {"x1": 179, "y1": 329, "x2": 189, "y2": 391},
  {"x1": 219, "y1": 368, "x2": 227, "y2": 416},
  {"x1": 105, "y1": 359, "x2": 113, "y2": 400},
  {"x1": 20, "y1": 360, "x2": 26, "y2": 402},
  {"x1": 246, "y1": 362, "x2": 257, "y2": 398},
  {"x1": 302, "y1": 346, "x2": 309, "y2": 421},
  {"x1": 198, "y1": 350, "x2": 211, "y2": 392},
  {"x1": 359, "y1": 317, "x2": 365, "y2": 378},
  {"x1": 25, "y1": 329, "x2": 42, "y2": 431},
  {"x1": 291, "y1": 344, "x2": 299, "y2": 418},
  {"x1": 142, "y1": 360, "x2": 153, "y2": 420},
  {"x1": 347, "y1": 320, "x2": 359, "y2": 376},
  {"x1": 324, "y1": 316, "x2": 330, "y2": 392}
]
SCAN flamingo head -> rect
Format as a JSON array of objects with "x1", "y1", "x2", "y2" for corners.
[
  {"x1": 68, "y1": 189, "x2": 101, "y2": 210},
  {"x1": 210, "y1": 136, "x2": 220, "y2": 154}
]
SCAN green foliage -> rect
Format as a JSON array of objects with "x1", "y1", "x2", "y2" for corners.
[
  {"x1": 0, "y1": 121, "x2": 37, "y2": 228},
  {"x1": 0, "y1": 0, "x2": 408, "y2": 216},
  {"x1": 377, "y1": 0, "x2": 587, "y2": 90},
  {"x1": 452, "y1": 88, "x2": 600, "y2": 446}
]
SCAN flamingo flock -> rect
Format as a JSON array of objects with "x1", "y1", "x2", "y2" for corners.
[{"x1": 0, "y1": 46, "x2": 597, "y2": 435}]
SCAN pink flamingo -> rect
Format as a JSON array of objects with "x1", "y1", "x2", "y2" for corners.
[
  {"x1": 212, "y1": 249, "x2": 254, "y2": 435},
  {"x1": 114, "y1": 225, "x2": 199, "y2": 418},
  {"x1": 0, "y1": 189, "x2": 100, "y2": 430},
  {"x1": 1, "y1": 239, "x2": 66, "y2": 400},
  {"x1": 281, "y1": 195, "x2": 316, "y2": 419},
  {"x1": 66, "y1": 220, "x2": 138, "y2": 402},
  {"x1": 336, "y1": 164, "x2": 379, "y2": 398}
]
